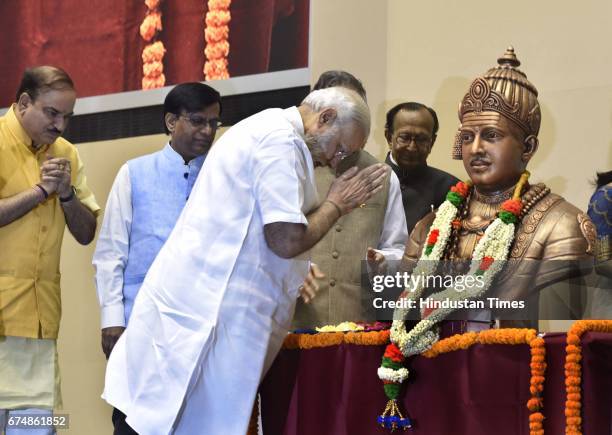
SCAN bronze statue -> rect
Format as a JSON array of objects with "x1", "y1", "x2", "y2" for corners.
[
  {"x1": 400, "y1": 47, "x2": 596, "y2": 325},
  {"x1": 377, "y1": 47, "x2": 597, "y2": 432}
]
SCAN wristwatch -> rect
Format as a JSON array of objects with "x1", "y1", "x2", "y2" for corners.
[{"x1": 60, "y1": 186, "x2": 77, "y2": 203}]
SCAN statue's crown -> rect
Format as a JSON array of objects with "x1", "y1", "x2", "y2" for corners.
[{"x1": 459, "y1": 46, "x2": 541, "y2": 136}]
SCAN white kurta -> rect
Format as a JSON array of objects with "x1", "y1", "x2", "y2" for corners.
[{"x1": 103, "y1": 107, "x2": 318, "y2": 435}]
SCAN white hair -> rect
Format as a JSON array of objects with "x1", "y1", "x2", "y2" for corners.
[{"x1": 301, "y1": 87, "x2": 371, "y2": 138}]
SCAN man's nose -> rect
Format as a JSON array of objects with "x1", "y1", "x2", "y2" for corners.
[
  {"x1": 200, "y1": 123, "x2": 214, "y2": 134},
  {"x1": 54, "y1": 116, "x2": 68, "y2": 132}
]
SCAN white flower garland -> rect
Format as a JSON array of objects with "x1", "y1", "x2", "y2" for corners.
[
  {"x1": 388, "y1": 194, "x2": 518, "y2": 359},
  {"x1": 378, "y1": 366, "x2": 410, "y2": 383}
]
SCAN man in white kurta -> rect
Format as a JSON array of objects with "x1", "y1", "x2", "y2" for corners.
[{"x1": 103, "y1": 87, "x2": 388, "y2": 434}]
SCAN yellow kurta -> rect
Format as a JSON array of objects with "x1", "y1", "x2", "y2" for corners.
[{"x1": 0, "y1": 106, "x2": 100, "y2": 409}]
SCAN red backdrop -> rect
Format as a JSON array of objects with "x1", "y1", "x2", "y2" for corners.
[{"x1": 0, "y1": 0, "x2": 309, "y2": 107}]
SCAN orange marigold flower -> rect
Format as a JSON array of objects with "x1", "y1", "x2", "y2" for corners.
[
  {"x1": 206, "y1": 10, "x2": 231, "y2": 27},
  {"x1": 140, "y1": 11, "x2": 162, "y2": 41},
  {"x1": 209, "y1": 0, "x2": 231, "y2": 8},
  {"x1": 303, "y1": 332, "x2": 344, "y2": 349},
  {"x1": 145, "y1": 0, "x2": 160, "y2": 9},
  {"x1": 204, "y1": 59, "x2": 229, "y2": 81},
  {"x1": 500, "y1": 198, "x2": 522, "y2": 216},
  {"x1": 142, "y1": 73, "x2": 165, "y2": 90},
  {"x1": 205, "y1": 25, "x2": 230, "y2": 43},
  {"x1": 205, "y1": 41, "x2": 230, "y2": 59},
  {"x1": 528, "y1": 413, "x2": 544, "y2": 422},
  {"x1": 565, "y1": 377, "x2": 581, "y2": 387},
  {"x1": 526, "y1": 397, "x2": 543, "y2": 411},
  {"x1": 143, "y1": 60, "x2": 163, "y2": 77},
  {"x1": 142, "y1": 41, "x2": 166, "y2": 62}
]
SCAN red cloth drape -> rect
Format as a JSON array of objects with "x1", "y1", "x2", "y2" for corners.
[
  {"x1": 260, "y1": 332, "x2": 612, "y2": 435},
  {"x1": 0, "y1": 0, "x2": 309, "y2": 107}
]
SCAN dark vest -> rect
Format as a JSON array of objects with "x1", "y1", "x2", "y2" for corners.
[{"x1": 385, "y1": 153, "x2": 459, "y2": 234}]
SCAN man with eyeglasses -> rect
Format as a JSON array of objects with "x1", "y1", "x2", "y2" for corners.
[
  {"x1": 92, "y1": 82, "x2": 221, "y2": 434},
  {"x1": 0, "y1": 66, "x2": 100, "y2": 434},
  {"x1": 384, "y1": 102, "x2": 459, "y2": 233}
]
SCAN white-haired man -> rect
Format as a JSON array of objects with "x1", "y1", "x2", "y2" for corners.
[{"x1": 102, "y1": 87, "x2": 388, "y2": 435}]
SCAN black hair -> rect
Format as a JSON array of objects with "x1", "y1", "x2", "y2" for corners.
[
  {"x1": 163, "y1": 82, "x2": 222, "y2": 134},
  {"x1": 312, "y1": 70, "x2": 367, "y2": 101},
  {"x1": 595, "y1": 170, "x2": 612, "y2": 188},
  {"x1": 16, "y1": 66, "x2": 74, "y2": 102},
  {"x1": 385, "y1": 102, "x2": 439, "y2": 136}
]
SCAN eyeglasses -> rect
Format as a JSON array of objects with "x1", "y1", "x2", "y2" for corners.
[
  {"x1": 334, "y1": 145, "x2": 354, "y2": 162},
  {"x1": 179, "y1": 114, "x2": 222, "y2": 130},
  {"x1": 395, "y1": 133, "x2": 431, "y2": 147}
]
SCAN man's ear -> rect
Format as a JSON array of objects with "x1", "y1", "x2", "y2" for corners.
[
  {"x1": 430, "y1": 133, "x2": 437, "y2": 148},
  {"x1": 17, "y1": 93, "x2": 31, "y2": 114},
  {"x1": 522, "y1": 135, "x2": 539, "y2": 163},
  {"x1": 165, "y1": 113, "x2": 177, "y2": 134},
  {"x1": 318, "y1": 108, "x2": 337, "y2": 127},
  {"x1": 384, "y1": 128, "x2": 392, "y2": 147}
]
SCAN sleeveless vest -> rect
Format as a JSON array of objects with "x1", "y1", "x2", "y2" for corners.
[{"x1": 122, "y1": 144, "x2": 205, "y2": 323}]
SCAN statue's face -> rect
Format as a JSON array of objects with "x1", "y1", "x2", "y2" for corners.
[{"x1": 459, "y1": 111, "x2": 527, "y2": 193}]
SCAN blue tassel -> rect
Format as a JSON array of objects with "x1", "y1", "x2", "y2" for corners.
[{"x1": 377, "y1": 399, "x2": 412, "y2": 431}]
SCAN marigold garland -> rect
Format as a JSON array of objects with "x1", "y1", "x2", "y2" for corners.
[
  {"x1": 281, "y1": 327, "x2": 546, "y2": 434},
  {"x1": 140, "y1": 0, "x2": 166, "y2": 89},
  {"x1": 204, "y1": 0, "x2": 231, "y2": 80},
  {"x1": 282, "y1": 330, "x2": 390, "y2": 350},
  {"x1": 564, "y1": 320, "x2": 612, "y2": 435},
  {"x1": 421, "y1": 328, "x2": 546, "y2": 435}
]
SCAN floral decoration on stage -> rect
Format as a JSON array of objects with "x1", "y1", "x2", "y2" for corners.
[
  {"x1": 316, "y1": 321, "x2": 364, "y2": 333},
  {"x1": 564, "y1": 320, "x2": 612, "y2": 435},
  {"x1": 377, "y1": 171, "x2": 531, "y2": 431},
  {"x1": 204, "y1": 0, "x2": 231, "y2": 81},
  {"x1": 140, "y1": 0, "x2": 166, "y2": 89},
  {"x1": 283, "y1": 323, "x2": 552, "y2": 434}
]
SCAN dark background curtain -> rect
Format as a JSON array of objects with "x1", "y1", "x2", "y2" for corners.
[{"x1": 0, "y1": 0, "x2": 309, "y2": 107}]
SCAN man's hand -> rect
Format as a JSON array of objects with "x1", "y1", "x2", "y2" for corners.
[
  {"x1": 299, "y1": 263, "x2": 326, "y2": 303},
  {"x1": 263, "y1": 165, "x2": 388, "y2": 259},
  {"x1": 101, "y1": 326, "x2": 125, "y2": 359},
  {"x1": 40, "y1": 156, "x2": 71, "y2": 197},
  {"x1": 326, "y1": 163, "x2": 388, "y2": 215},
  {"x1": 366, "y1": 247, "x2": 387, "y2": 276}
]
